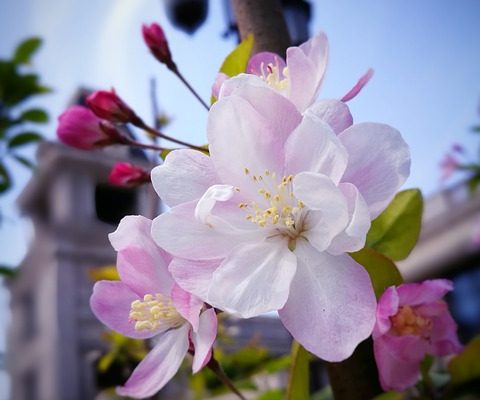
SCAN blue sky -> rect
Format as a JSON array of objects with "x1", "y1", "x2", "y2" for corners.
[{"x1": 0, "y1": 0, "x2": 480, "y2": 395}]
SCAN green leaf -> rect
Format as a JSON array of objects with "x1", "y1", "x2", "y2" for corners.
[
  {"x1": 0, "y1": 163, "x2": 12, "y2": 193},
  {"x1": 370, "y1": 392, "x2": 404, "y2": 400},
  {"x1": 8, "y1": 132, "x2": 43, "y2": 149},
  {"x1": 13, "y1": 37, "x2": 42, "y2": 64},
  {"x1": 366, "y1": 189, "x2": 423, "y2": 261},
  {"x1": 448, "y1": 336, "x2": 480, "y2": 386},
  {"x1": 20, "y1": 108, "x2": 48, "y2": 123},
  {"x1": 286, "y1": 341, "x2": 309, "y2": 400},
  {"x1": 350, "y1": 247, "x2": 403, "y2": 298},
  {"x1": 11, "y1": 154, "x2": 35, "y2": 170},
  {"x1": 0, "y1": 265, "x2": 16, "y2": 277},
  {"x1": 467, "y1": 174, "x2": 480, "y2": 197},
  {"x1": 219, "y1": 34, "x2": 254, "y2": 78},
  {"x1": 256, "y1": 389, "x2": 284, "y2": 400},
  {"x1": 160, "y1": 148, "x2": 173, "y2": 161},
  {"x1": 420, "y1": 354, "x2": 434, "y2": 390}
]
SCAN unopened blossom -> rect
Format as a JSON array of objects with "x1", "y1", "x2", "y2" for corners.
[
  {"x1": 373, "y1": 280, "x2": 462, "y2": 391},
  {"x1": 109, "y1": 162, "x2": 150, "y2": 188},
  {"x1": 151, "y1": 84, "x2": 410, "y2": 361},
  {"x1": 90, "y1": 216, "x2": 217, "y2": 398},
  {"x1": 216, "y1": 33, "x2": 371, "y2": 114},
  {"x1": 142, "y1": 23, "x2": 176, "y2": 70},
  {"x1": 439, "y1": 153, "x2": 459, "y2": 182},
  {"x1": 87, "y1": 89, "x2": 139, "y2": 124},
  {"x1": 57, "y1": 105, "x2": 123, "y2": 150}
]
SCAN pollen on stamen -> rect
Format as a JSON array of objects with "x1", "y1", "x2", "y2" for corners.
[{"x1": 244, "y1": 167, "x2": 250, "y2": 175}]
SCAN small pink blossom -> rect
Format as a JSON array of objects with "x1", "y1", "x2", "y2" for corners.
[
  {"x1": 90, "y1": 216, "x2": 217, "y2": 399},
  {"x1": 215, "y1": 33, "x2": 371, "y2": 114},
  {"x1": 150, "y1": 84, "x2": 410, "y2": 362},
  {"x1": 373, "y1": 280, "x2": 462, "y2": 391},
  {"x1": 87, "y1": 89, "x2": 138, "y2": 124},
  {"x1": 57, "y1": 105, "x2": 123, "y2": 150},
  {"x1": 142, "y1": 23, "x2": 175, "y2": 70},
  {"x1": 109, "y1": 162, "x2": 150, "y2": 188}
]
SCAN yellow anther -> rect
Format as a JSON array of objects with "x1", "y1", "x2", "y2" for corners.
[
  {"x1": 244, "y1": 167, "x2": 250, "y2": 175},
  {"x1": 265, "y1": 170, "x2": 270, "y2": 176}
]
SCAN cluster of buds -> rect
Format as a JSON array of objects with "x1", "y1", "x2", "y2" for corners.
[{"x1": 109, "y1": 162, "x2": 150, "y2": 188}]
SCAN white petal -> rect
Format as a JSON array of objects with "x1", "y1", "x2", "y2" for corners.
[
  {"x1": 195, "y1": 184, "x2": 236, "y2": 224},
  {"x1": 208, "y1": 85, "x2": 301, "y2": 199},
  {"x1": 339, "y1": 123, "x2": 410, "y2": 218},
  {"x1": 327, "y1": 183, "x2": 371, "y2": 255},
  {"x1": 284, "y1": 112, "x2": 348, "y2": 184},
  {"x1": 116, "y1": 324, "x2": 190, "y2": 398},
  {"x1": 293, "y1": 172, "x2": 349, "y2": 251},
  {"x1": 279, "y1": 240, "x2": 376, "y2": 361},
  {"x1": 307, "y1": 99, "x2": 353, "y2": 134},
  {"x1": 207, "y1": 240, "x2": 297, "y2": 318},
  {"x1": 151, "y1": 149, "x2": 218, "y2": 207},
  {"x1": 191, "y1": 308, "x2": 217, "y2": 373}
]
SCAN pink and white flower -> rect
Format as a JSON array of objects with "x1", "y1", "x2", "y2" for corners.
[
  {"x1": 214, "y1": 33, "x2": 372, "y2": 113},
  {"x1": 373, "y1": 280, "x2": 462, "y2": 391},
  {"x1": 151, "y1": 84, "x2": 410, "y2": 361},
  {"x1": 90, "y1": 216, "x2": 217, "y2": 399}
]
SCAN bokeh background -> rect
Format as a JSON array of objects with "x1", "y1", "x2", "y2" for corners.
[{"x1": 1, "y1": 0, "x2": 480, "y2": 398}]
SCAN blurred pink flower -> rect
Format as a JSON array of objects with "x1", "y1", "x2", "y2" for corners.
[
  {"x1": 87, "y1": 89, "x2": 138, "y2": 124},
  {"x1": 57, "y1": 105, "x2": 122, "y2": 150},
  {"x1": 373, "y1": 280, "x2": 462, "y2": 391},
  {"x1": 142, "y1": 23, "x2": 175, "y2": 70},
  {"x1": 150, "y1": 84, "x2": 410, "y2": 362},
  {"x1": 109, "y1": 162, "x2": 150, "y2": 188},
  {"x1": 90, "y1": 216, "x2": 217, "y2": 398},
  {"x1": 439, "y1": 153, "x2": 460, "y2": 181}
]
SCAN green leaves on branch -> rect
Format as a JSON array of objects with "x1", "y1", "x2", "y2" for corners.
[
  {"x1": 20, "y1": 108, "x2": 48, "y2": 123},
  {"x1": 0, "y1": 163, "x2": 12, "y2": 194},
  {"x1": 13, "y1": 37, "x2": 42, "y2": 65},
  {"x1": 448, "y1": 336, "x2": 480, "y2": 386},
  {"x1": 350, "y1": 247, "x2": 403, "y2": 298},
  {"x1": 219, "y1": 34, "x2": 254, "y2": 77},
  {"x1": 8, "y1": 131, "x2": 43, "y2": 149},
  {"x1": 366, "y1": 189, "x2": 423, "y2": 261},
  {"x1": 286, "y1": 341, "x2": 310, "y2": 400},
  {"x1": 0, "y1": 265, "x2": 16, "y2": 277}
]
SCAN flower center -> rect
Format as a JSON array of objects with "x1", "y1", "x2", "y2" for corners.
[
  {"x1": 129, "y1": 293, "x2": 184, "y2": 332},
  {"x1": 239, "y1": 169, "x2": 305, "y2": 236},
  {"x1": 259, "y1": 62, "x2": 289, "y2": 91},
  {"x1": 390, "y1": 305, "x2": 433, "y2": 338}
]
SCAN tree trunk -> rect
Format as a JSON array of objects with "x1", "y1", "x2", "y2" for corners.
[{"x1": 231, "y1": 0, "x2": 291, "y2": 56}]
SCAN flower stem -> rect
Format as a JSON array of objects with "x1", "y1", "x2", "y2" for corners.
[
  {"x1": 172, "y1": 67, "x2": 210, "y2": 111},
  {"x1": 207, "y1": 357, "x2": 247, "y2": 400},
  {"x1": 123, "y1": 138, "x2": 168, "y2": 152},
  {"x1": 134, "y1": 119, "x2": 208, "y2": 153}
]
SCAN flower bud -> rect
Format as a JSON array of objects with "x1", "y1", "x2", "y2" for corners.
[
  {"x1": 87, "y1": 90, "x2": 139, "y2": 124},
  {"x1": 109, "y1": 162, "x2": 150, "y2": 188},
  {"x1": 57, "y1": 106, "x2": 123, "y2": 150},
  {"x1": 142, "y1": 23, "x2": 176, "y2": 70}
]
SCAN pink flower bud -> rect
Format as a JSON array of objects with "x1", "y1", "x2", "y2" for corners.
[
  {"x1": 57, "y1": 106, "x2": 123, "y2": 150},
  {"x1": 86, "y1": 90, "x2": 138, "y2": 124},
  {"x1": 142, "y1": 23, "x2": 176, "y2": 70},
  {"x1": 109, "y1": 162, "x2": 150, "y2": 188}
]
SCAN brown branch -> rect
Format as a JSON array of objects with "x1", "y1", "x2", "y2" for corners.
[
  {"x1": 231, "y1": 0, "x2": 291, "y2": 56},
  {"x1": 325, "y1": 338, "x2": 382, "y2": 400}
]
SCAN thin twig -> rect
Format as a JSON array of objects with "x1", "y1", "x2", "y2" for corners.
[
  {"x1": 207, "y1": 358, "x2": 247, "y2": 400},
  {"x1": 172, "y1": 68, "x2": 210, "y2": 111}
]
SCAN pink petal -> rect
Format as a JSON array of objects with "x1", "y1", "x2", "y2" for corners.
[
  {"x1": 151, "y1": 149, "x2": 219, "y2": 207},
  {"x1": 279, "y1": 240, "x2": 376, "y2": 361},
  {"x1": 169, "y1": 258, "x2": 221, "y2": 300},
  {"x1": 109, "y1": 216, "x2": 174, "y2": 296},
  {"x1": 117, "y1": 324, "x2": 190, "y2": 398},
  {"x1": 373, "y1": 336, "x2": 422, "y2": 391},
  {"x1": 208, "y1": 85, "x2": 301, "y2": 199},
  {"x1": 327, "y1": 183, "x2": 371, "y2": 255},
  {"x1": 284, "y1": 112, "x2": 348, "y2": 184},
  {"x1": 373, "y1": 286, "x2": 399, "y2": 338},
  {"x1": 171, "y1": 284, "x2": 203, "y2": 332},
  {"x1": 195, "y1": 184, "x2": 236, "y2": 224},
  {"x1": 287, "y1": 32, "x2": 328, "y2": 112},
  {"x1": 218, "y1": 73, "x2": 269, "y2": 99},
  {"x1": 293, "y1": 172, "x2": 349, "y2": 252},
  {"x1": 191, "y1": 308, "x2": 217, "y2": 373},
  {"x1": 247, "y1": 51, "x2": 286, "y2": 76},
  {"x1": 397, "y1": 279, "x2": 453, "y2": 306},
  {"x1": 151, "y1": 201, "x2": 255, "y2": 260},
  {"x1": 339, "y1": 123, "x2": 411, "y2": 218},
  {"x1": 429, "y1": 310, "x2": 462, "y2": 355},
  {"x1": 90, "y1": 281, "x2": 161, "y2": 339},
  {"x1": 208, "y1": 240, "x2": 297, "y2": 317},
  {"x1": 307, "y1": 99, "x2": 353, "y2": 134},
  {"x1": 341, "y1": 68, "x2": 374, "y2": 102},
  {"x1": 211, "y1": 72, "x2": 228, "y2": 99}
]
